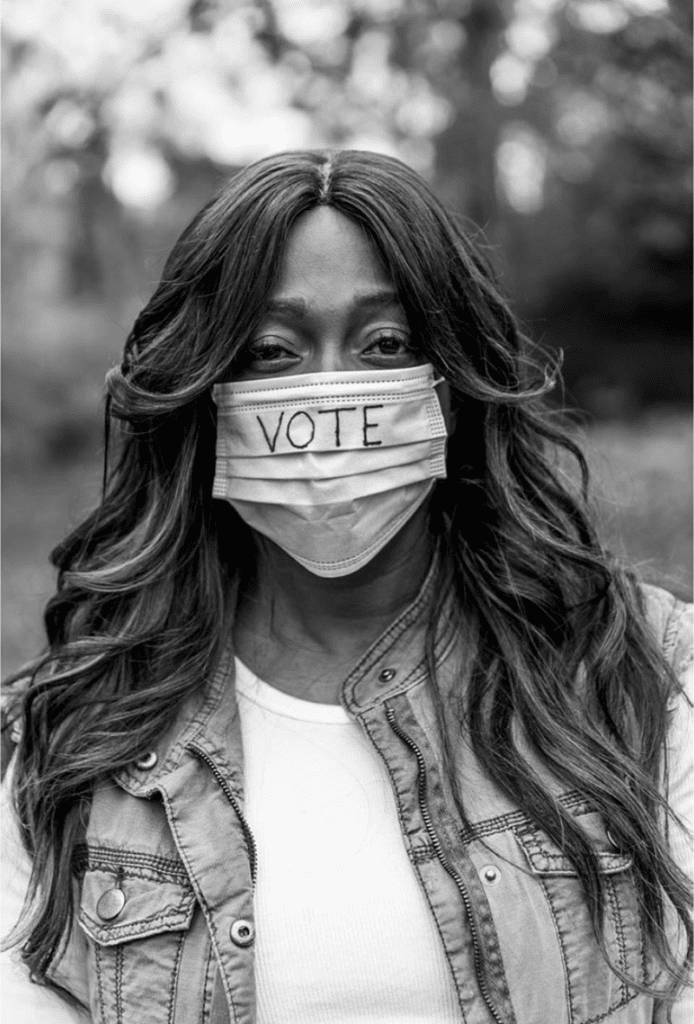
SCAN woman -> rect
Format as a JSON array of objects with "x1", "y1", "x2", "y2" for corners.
[{"x1": 2, "y1": 149, "x2": 691, "y2": 1024}]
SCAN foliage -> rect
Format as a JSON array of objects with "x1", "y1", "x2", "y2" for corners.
[
  {"x1": 512, "y1": 0, "x2": 692, "y2": 326},
  {"x1": 1, "y1": 0, "x2": 691, "y2": 415},
  {"x1": 3, "y1": 0, "x2": 690, "y2": 250}
]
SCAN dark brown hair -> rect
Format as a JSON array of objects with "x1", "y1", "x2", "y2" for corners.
[{"x1": 6, "y1": 149, "x2": 691, "y2": 1000}]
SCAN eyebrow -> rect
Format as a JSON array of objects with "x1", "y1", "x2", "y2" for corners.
[{"x1": 263, "y1": 289, "x2": 404, "y2": 322}]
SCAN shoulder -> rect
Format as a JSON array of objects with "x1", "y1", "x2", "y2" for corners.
[
  {"x1": 639, "y1": 583, "x2": 693, "y2": 681},
  {"x1": 640, "y1": 586, "x2": 694, "y2": 880},
  {"x1": 639, "y1": 584, "x2": 693, "y2": 796}
]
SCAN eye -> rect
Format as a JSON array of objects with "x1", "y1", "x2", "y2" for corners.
[
  {"x1": 243, "y1": 337, "x2": 301, "y2": 371},
  {"x1": 363, "y1": 331, "x2": 419, "y2": 363},
  {"x1": 372, "y1": 334, "x2": 403, "y2": 354}
]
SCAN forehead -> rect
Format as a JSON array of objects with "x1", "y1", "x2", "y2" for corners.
[{"x1": 271, "y1": 206, "x2": 393, "y2": 301}]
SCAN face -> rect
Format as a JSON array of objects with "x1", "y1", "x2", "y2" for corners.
[
  {"x1": 236, "y1": 205, "x2": 453, "y2": 427},
  {"x1": 237, "y1": 206, "x2": 421, "y2": 378}
]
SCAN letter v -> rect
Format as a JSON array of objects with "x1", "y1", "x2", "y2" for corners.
[{"x1": 256, "y1": 411, "x2": 284, "y2": 453}]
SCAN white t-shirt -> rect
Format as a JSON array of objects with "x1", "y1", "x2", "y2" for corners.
[
  {"x1": 234, "y1": 658, "x2": 463, "y2": 1024},
  {"x1": 1, "y1": 653, "x2": 691, "y2": 1021}
]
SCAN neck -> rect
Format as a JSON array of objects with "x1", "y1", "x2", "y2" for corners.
[{"x1": 233, "y1": 503, "x2": 436, "y2": 692}]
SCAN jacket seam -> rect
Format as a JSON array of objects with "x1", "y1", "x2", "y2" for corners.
[
  {"x1": 117, "y1": 642, "x2": 236, "y2": 795},
  {"x1": 348, "y1": 602, "x2": 425, "y2": 682},
  {"x1": 186, "y1": 740, "x2": 245, "y2": 801},
  {"x1": 541, "y1": 877, "x2": 637, "y2": 1024},
  {"x1": 359, "y1": 714, "x2": 411, "y2": 839},
  {"x1": 94, "y1": 942, "x2": 106, "y2": 1024},
  {"x1": 394, "y1": 618, "x2": 458, "y2": 696},
  {"x1": 516, "y1": 828, "x2": 631, "y2": 875},
  {"x1": 353, "y1": 668, "x2": 428, "y2": 712},
  {"x1": 604, "y1": 876, "x2": 627, "y2": 1006},
  {"x1": 661, "y1": 598, "x2": 683, "y2": 662},
  {"x1": 167, "y1": 931, "x2": 186, "y2": 1024},
  {"x1": 81, "y1": 865, "x2": 191, "y2": 888},
  {"x1": 583, "y1": 989, "x2": 636, "y2": 1023},
  {"x1": 348, "y1": 604, "x2": 459, "y2": 713},
  {"x1": 636, "y1": 893, "x2": 649, "y2": 986},
  {"x1": 75, "y1": 845, "x2": 190, "y2": 884},
  {"x1": 460, "y1": 792, "x2": 593, "y2": 845},
  {"x1": 540, "y1": 876, "x2": 575, "y2": 1022},
  {"x1": 410, "y1": 855, "x2": 470, "y2": 1024},
  {"x1": 342, "y1": 560, "x2": 442, "y2": 701},
  {"x1": 358, "y1": 712, "x2": 469, "y2": 1023},
  {"x1": 410, "y1": 842, "x2": 439, "y2": 864},
  {"x1": 160, "y1": 788, "x2": 240, "y2": 1024},
  {"x1": 459, "y1": 851, "x2": 517, "y2": 1021},
  {"x1": 385, "y1": 694, "x2": 519, "y2": 1023},
  {"x1": 114, "y1": 945, "x2": 124, "y2": 1024},
  {"x1": 200, "y1": 944, "x2": 217, "y2": 1024},
  {"x1": 82, "y1": 903, "x2": 194, "y2": 939}
]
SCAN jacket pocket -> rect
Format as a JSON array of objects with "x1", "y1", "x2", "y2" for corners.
[
  {"x1": 78, "y1": 865, "x2": 197, "y2": 1024},
  {"x1": 516, "y1": 815, "x2": 646, "y2": 1024}
]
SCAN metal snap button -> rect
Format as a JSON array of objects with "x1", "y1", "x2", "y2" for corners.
[
  {"x1": 230, "y1": 918, "x2": 255, "y2": 947},
  {"x1": 96, "y1": 887, "x2": 126, "y2": 921},
  {"x1": 481, "y1": 864, "x2": 501, "y2": 885},
  {"x1": 378, "y1": 668, "x2": 396, "y2": 683},
  {"x1": 135, "y1": 751, "x2": 158, "y2": 770}
]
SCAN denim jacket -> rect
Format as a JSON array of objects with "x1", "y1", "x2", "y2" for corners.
[{"x1": 9, "y1": 579, "x2": 694, "y2": 1024}]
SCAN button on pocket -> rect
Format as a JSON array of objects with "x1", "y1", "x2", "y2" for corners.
[
  {"x1": 79, "y1": 868, "x2": 195, "y2": 945},
  {"x1": 96, "y1": 887, "x2": 126, "y2": 922},
  {"x1": 79, "y1": 864, "x2": 197, "y2": 1024}
]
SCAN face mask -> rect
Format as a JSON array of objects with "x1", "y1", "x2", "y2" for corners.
[{"x1": 212, "y1": 364, "x2": 447, "y2": 577}]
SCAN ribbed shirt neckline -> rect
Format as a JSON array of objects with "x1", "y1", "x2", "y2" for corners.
[{"x1": 234, "y1": 657, "x2": 351, "y2": 725}]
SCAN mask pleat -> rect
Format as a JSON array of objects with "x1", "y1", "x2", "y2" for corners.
[{"x1": 211, "y1": 365, "x2": 448, "y2": 576}]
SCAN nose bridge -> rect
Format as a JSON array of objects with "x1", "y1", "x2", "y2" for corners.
[
  {"x1": 308, "y1": 300, "x2": 352, "y2": 373},
  {"x1": 314, "y1": 337, "x2": 347, "y2": 373}
]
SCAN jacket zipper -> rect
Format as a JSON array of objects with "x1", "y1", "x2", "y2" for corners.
[
  {"x1": 385, "y1": 706, "x2": 506, "y2": 1024},
  {"x1": 188, "y1": 743, "x2": 258, "y2": 888}
]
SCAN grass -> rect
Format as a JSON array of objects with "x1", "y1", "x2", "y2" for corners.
[
  {"x1": 579, "y1": 413, "x2": 692, "y2": 601},
  {"x1": 2, "y1": 411, "x2": 691, "y2": 678}
]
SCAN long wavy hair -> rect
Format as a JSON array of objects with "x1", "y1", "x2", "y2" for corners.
[{"x1": 6, "y1": 149, "x2": 691, "y2": 999}]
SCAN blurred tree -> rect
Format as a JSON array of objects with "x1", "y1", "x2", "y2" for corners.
[
  {"x1": 434, "y1": 0, "x2": 509, "y2": 230},
  {"x1": 2, "y1": 0, "x2": 691, "y2": 409},
  {"x1": 2, "y1": 0, "x2": 461, "y2": 310},
  {"x1": 491, "y1": 0, "x2": 691, "y2": 309},
  {"x1": 531, "y1": 0, "x2": 690, "y2": 323}
]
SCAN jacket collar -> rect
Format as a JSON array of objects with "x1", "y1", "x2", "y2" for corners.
[
  {"x1": 115, "y1": 637, "x2": 240, "y2": 798},
  {"x1": 341, "y1": 553, "x2": 458, "y2": 714},
  {"x1": 116, "y1": 550, "x2": 458, "y2": 798}
]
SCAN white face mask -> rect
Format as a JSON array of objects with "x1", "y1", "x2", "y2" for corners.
[{"x1": 212, "y1": 364, "x2": 447, "y2": 577}]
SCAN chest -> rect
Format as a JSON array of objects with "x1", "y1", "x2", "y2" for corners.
[
  {"x1": 57, "y1": 691, "x2": 658, "y2": 1024},
  {"x1": 238, "y1": 689, "x2": 462, "y2": 1022}
]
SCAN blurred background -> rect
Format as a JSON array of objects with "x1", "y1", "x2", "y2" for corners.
[{"x1": 2, "y1": 0, "x2": 692, "y2": 674}]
